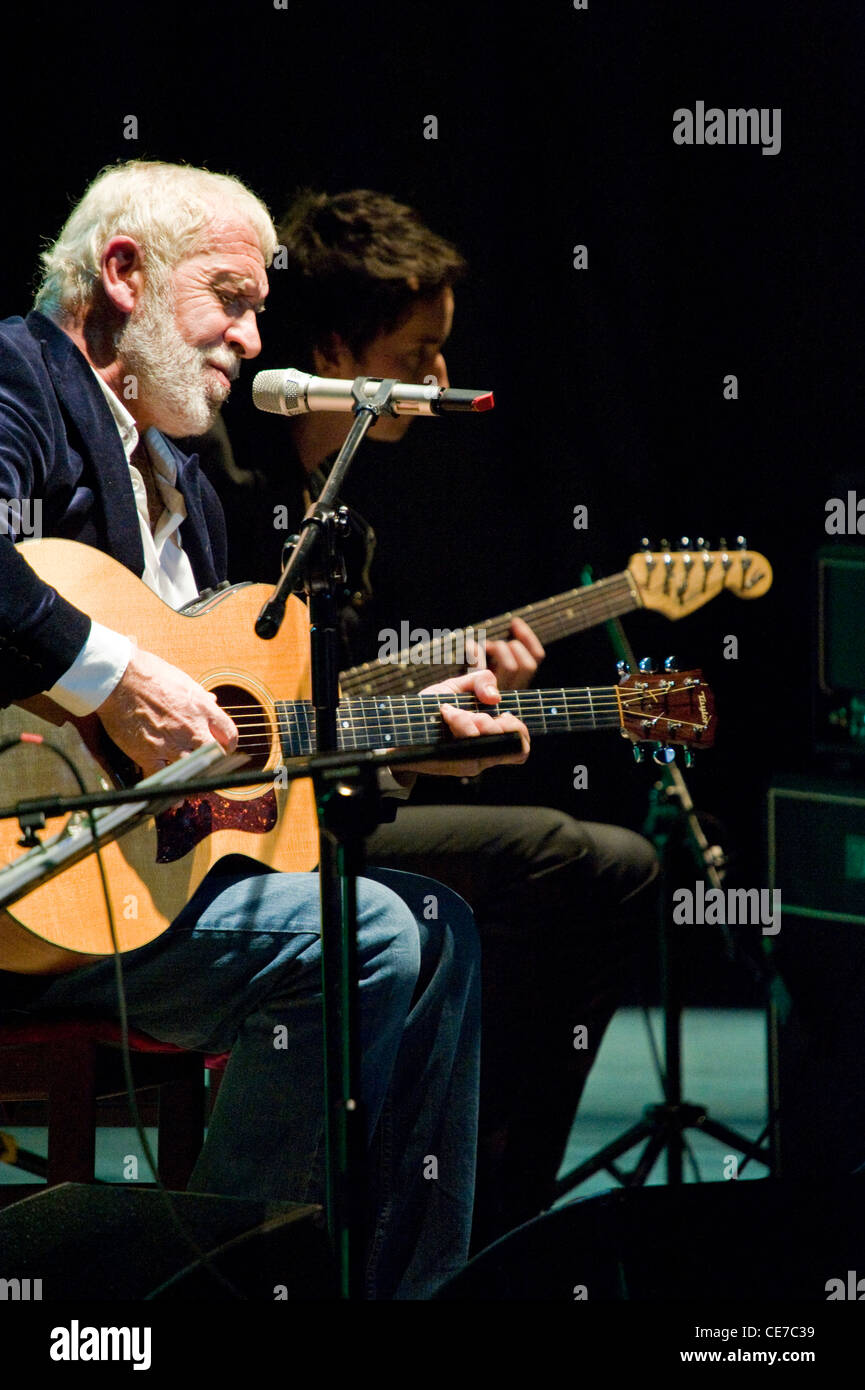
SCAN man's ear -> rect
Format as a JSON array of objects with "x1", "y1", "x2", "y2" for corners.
[
  {"x1": 312, "y1": 332, "x2": 356, "y2": 379},
  {"x1": 100, "y1": 236, "x2": 146, "y2": 316}
]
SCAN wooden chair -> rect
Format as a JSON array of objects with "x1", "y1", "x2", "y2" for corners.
[{"x1": 0, "y1": 1016, "x2": 207, "y2": 1207}]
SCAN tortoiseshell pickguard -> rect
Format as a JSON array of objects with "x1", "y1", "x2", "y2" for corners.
[{"x1": 155, "y1": 790, "x2": 278, "y2": 863}]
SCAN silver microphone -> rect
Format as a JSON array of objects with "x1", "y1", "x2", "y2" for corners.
[{"x1": 252, "y1": 368, "x2": 494, "y2": 417}]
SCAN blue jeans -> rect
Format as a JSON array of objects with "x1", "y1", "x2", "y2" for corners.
[{"x1": 18, "y1": 860, "x2": 481, "y2": 1299}]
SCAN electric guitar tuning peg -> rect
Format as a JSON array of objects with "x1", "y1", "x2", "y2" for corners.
[
  {"x1": 736, "y1": 535, "x2": 747, "y2": 549},
  {"x1": 640, "y1": 537, "x2": 652, "y2": 550},
  {"x1": 663, "y1": 656, "x2": 678, "y2": 672},
  {"x1": 679, "y1": 536, "x2": 691, "y2": 549},
  {"x1": 660, "y1": 538, "x2": 671, "y2": 551},
  {"x1": 653, "y1": 743, "x2": 676, "y2": 765},
  {"x1": 718, "y1": 536, "x2": 727, "y2": 549},
  {"x1": 638, "y1": 657, "x2": 656, "y2": 673},
  {"x1": 617, "y1": 660, "x2": 631, "y2": 678},
  {"x1": 695, "y1": 536, "x2": 707, "y2": 549}
]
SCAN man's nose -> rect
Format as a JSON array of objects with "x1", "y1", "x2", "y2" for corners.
[
  {"x1": 432, "y1": 352, "x2": 449, "y2": 389},
  {"x1": 226, "y1": 309, "x2": 261, "y2": 358}
]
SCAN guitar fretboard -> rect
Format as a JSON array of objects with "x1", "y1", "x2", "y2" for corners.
[
  {"x1": 338, "y1": 573, "x2": 637, "y2": 695},
  {"x1": 277, "y1": 687, "x2": 623, "y2": 758}
]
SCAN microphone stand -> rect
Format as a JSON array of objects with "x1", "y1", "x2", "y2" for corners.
[
  {"x1": 553, "y1": 578, "x2": 772, "y2": 1197},
  {"x1": 254, "y1": 377, "x2": 402, "y2": 1299}
]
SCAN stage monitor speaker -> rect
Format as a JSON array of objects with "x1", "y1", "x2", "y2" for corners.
[
  {"x1": 437, "y1": 1178, "x2": 865, "y2": 1300},
  {"x1": 0, "y1": 1183, "x2": 335, "y2": 1300},
  {"x1": 768, "y1": 771, "x2": 865, "y2": 925},
  {"x1": 767, "y1": 773, "x2": 865, "y2": 1177}
]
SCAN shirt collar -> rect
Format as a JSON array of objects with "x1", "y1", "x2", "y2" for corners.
[
  {"x1": 89, "y1": 366, "x2": 179, "y2": 486},
  {"x1": 90, "y1": 366, "x2": 139, "y2": 462}
]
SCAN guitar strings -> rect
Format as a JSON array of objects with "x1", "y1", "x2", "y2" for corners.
[
  {"x1": 218, "y1": 693, "x2": 686, "y2": 717},
  {"x1": 383, "y1": 578, "x2": 635, "y2": 650},
  {"x1": 217, "y1": 689, "x2": 636, "y2": 713},
  {"x1": 219, "y1": 697, "x2": 630, "y2": 712},
  {"x1": 222, "y1": 711, "x2": 707, "y2": 732}
]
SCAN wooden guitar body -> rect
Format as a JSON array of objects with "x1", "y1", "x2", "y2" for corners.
[{"x1": 0, "y1": 540, "x2": 318, "y2": 973}]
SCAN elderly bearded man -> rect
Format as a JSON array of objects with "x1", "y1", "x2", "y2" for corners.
[{"x1": 0, "y1": 161, "x2": 529, "y2": 1299}]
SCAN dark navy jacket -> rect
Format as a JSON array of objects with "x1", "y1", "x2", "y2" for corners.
[{"x1": 0, "y1": 312, "x2": 227, "y2": 706}]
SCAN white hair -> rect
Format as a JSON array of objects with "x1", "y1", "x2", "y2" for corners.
[{"x1": 34, "y1": 160, "x2": 278, "y2": 317}]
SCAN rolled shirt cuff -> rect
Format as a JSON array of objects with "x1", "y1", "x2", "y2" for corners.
[{"x1": 46, "y1": 621, "x2": 133, "y2": 716}]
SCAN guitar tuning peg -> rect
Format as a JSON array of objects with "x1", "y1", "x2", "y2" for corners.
[
  {"x1": 640, "y1": 537, "x2": 652, "y2": 550},
  {"x1": 679, "y1": 536, "x2": 691, "y2": 549},
  {"x1": 736, "y1": 535, "x2": 747, "y2": 549},
  {"x1": 663, "y1": 656, "x2": 678, "y2": 672},
  {"x1": 638, "y1": 657, "x2": 656, "y2": 673},
  {"x1": 695, "y1": 536, "x2": 707, "y2": 549},
  {"x1": 632, "y1": 744, "x2": 645, "y2": 763},
  {"x1": 660, "y1": 538, "x2": 671, "y2": 551},
  {"x1": 617, "y1": 660, "x2": 631, "y2": 678},
  {"x1": 718, "y1": 537, "x2": 727, "y2": 549},
  {"x1": 653, "y1": 743, "x2": 676, "y2": 765}
]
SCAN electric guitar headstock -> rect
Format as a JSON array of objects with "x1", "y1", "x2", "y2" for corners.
[
  {"x1": 616, "y1": 659, "x2": 716, "y2": 766},
  {"x1": 627, "y1": 536, "x2": 772, "y2": 619}
]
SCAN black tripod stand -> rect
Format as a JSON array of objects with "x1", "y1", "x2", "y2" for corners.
[{"x1": 554, "y1": 612, "x2": 772, "y2": 1196}]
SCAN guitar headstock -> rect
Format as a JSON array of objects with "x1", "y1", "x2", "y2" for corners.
[
  {"x1": 627, "y1": 537, "x2": 772, "y2": 619},
  {"x1": 617, "y1": 663, "x2": 716, "y2": 765}
]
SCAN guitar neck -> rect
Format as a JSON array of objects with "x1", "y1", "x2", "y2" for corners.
[
  {"x1": 278, "y1": 687, "x2": 623, "y2": 757},
  {"x1": 339, "y1": 572, "x2": 638, "y2": 694}
]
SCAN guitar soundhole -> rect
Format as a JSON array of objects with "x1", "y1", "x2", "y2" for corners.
[{"x1": 212, "y1": 683, "x2": 273, "y2": 772}]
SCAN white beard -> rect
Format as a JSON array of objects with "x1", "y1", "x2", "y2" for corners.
[{"x1": 115, "y1": 279, "x2": 237, "y2": 436}]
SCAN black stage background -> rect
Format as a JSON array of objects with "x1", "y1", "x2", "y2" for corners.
[{"x1": 4, "y1": 0, "x2": 862, "y2": 1003}]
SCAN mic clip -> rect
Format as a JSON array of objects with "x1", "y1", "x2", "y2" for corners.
[{"x1": 351, "y1": 376, "x2": 400, "y2": 420}]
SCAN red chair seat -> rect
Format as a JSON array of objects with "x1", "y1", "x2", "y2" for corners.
[
  {"x1": 0, "y1": 1017, "x2": 188, "y2": 1052},
  {"x1": 0, "y1": 1015, "x2": 206, "y2": 1203}
]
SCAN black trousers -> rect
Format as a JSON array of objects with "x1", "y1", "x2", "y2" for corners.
[{"x1": 366, "y1": 804, "x2": 658, "y2": 1251}]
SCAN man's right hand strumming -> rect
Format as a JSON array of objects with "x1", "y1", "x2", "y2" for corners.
[{"x1": 96, "y1": 648, "x2": 239, "y2": 778}]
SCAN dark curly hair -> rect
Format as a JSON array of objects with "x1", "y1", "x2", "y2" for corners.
[{"x1": 272, "y1": 189, "x2": 466, "y2": 367}]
